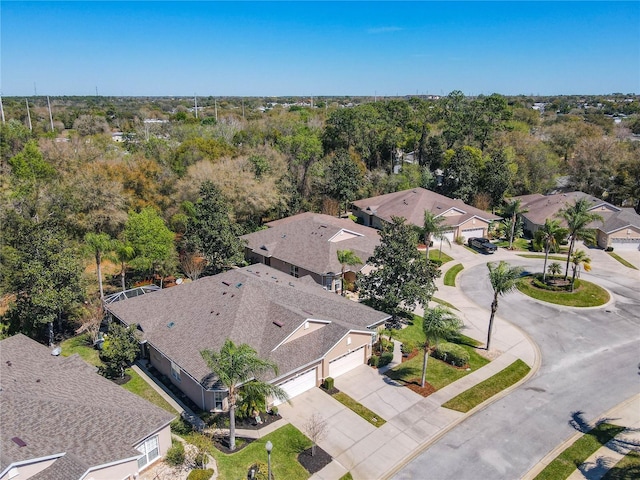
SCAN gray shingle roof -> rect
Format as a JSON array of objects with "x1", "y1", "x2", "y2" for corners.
[
  {"x1": 514, "y1": 191, "x2": 611, "y2": 228},
  {"x1": 0, "y1": 334, "x2": 174, "y2": 477},
  {"x1": 106, "y1": 266, "x2": 390, "y2": 387},
  {"x1": 599, "y1": 208, "x2": 640, "y2": 233},
  {"x1": 241, "y1": 212, "x2": 381, "y2": 275},
  {"x1": 351, "y1": 187, "x2": 500, "y2": 228}
]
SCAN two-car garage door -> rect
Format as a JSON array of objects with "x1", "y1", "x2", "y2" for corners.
[
  {"x1": 273, "y1": 368, "x2": 317, "y2": 405},
  {"x1": 460, "y1": 228, "x2": 485, "y2": 242}
]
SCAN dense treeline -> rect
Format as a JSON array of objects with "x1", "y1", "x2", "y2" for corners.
[{"x1": 1, "y1": 92, "x2": 638, "y2": 344}]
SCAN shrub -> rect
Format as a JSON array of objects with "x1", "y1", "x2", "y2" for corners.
[
  {"x1": 433, "y1": 342, "x2": 470, "y2": 367},
  {"x1": 376, "y1": 337, "x2": 394, "y2": 353},
  {"x1": 270, "y1": 406, "x2": 278, "y2": 415},
  {"x1": 368, "y1": 355, "x2": 380, "y2": 367},
  {"x1": 187, "y1": 469, "x2": 214, "y2": 480},
  {"x1": 170, "y1": 417, "x2": 193, "y2": 435},
  {"x1": 605, "y1": 246, "x2": 614, "y2": 252},
  {"x1": 323, "y1": 377, "x2": 334, "y2": 390},
  {"x1": 249, "y1": 461, "x2": 270, "y2": 480},
  {"x1": 165, "y1": 439, "x2": 185, "y2": 466},
  {"x1": 428, "y1": 258, "x2": 443, "y2": 268},
  {"x1": 401, "y1": 341, "x2": 417, "y2": 355},
  {"x1": 379, "y1": 351, "x2": 394, "y2": 367},
  {"x1": 455, "y1": 236, "x2": 465, "y2": 245}
]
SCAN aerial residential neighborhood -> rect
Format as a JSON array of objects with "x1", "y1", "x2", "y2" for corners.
[{"x1": 1, "y1": 2, "x2": 639, "y2": 480}]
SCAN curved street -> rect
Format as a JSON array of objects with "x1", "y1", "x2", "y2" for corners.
[{"x1": 393, "y1": 248, "x2": 640, "y2": 479}]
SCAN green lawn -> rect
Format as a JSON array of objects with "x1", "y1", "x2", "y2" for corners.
[
  {"x1": 61, "y1": 334, "x2": 178, "y2": 414},
  {"x1": 428, "y1": 249, "x2": 454, "y2": 264},
  {"x1": 463, "y1": 245, "x2": 479, "y2": 254},
  {"x1": 534, "y1": 423, "x2": 626, "y2": 480},
  {"x1": 195, "y1": 424, "x2": 312, "y2": 480},
  {"x1": 608, "y1": 252, "x2": 638, "y2": 270},
  {"x1": 442, "y1": 359, "x2": 530, "y2": 412},
  {"x1": 494, "y1": 238, "x2": 531, "y2": 250},
  {"x1": 339, "y1": 473, "x2": 354, "y2": 480},
  {"x1": 517, "y1": 277, "x2": 610, "y2": 307},
  {"x1": 602, "y1": 451, "x2": 640, "y2": 480},
  {"x1": 517, "y1": 254, "x2": 567, "y2": 261},
  {"x1": 332, "y1": 392, "x2": 386, "y2": 427},
  {"x1": 444, "y1": 263, "x2": 464, "y2": 286},
  {"x1": 432, "y1": 297, "x2": 459, "y2": 311}
]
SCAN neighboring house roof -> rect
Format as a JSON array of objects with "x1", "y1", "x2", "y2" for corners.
[
  {"x1": 599, "y1": 207, "x2": 640, "y2": 234},
  {"x1": 241, "y1": 212, "x2": 380, "y2": 275},
  {"x1": 106, "y1": 266, "x2": 390, "y2": 388},
  {"x1": 0, "y1": 334, "x2": 175, "y2": 479},
  {"x1": 351, "y1": 187, "x2": 500, "y2": 228}
]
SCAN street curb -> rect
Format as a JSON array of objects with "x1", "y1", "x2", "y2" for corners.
[{"x1": 381, "y1": 315, "x2": 542, "y2": 480}]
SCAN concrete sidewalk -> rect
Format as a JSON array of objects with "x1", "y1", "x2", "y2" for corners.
[{"x1": 523, "y1": 393, "x2": 640, "y2": 480}]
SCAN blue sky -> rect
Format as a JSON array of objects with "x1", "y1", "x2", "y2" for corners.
[{"x1": 1, "y1": 1, "x2": 639, "y2": 96}]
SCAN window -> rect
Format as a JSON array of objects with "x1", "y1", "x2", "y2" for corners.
[
  {"x1": 170, "y1": 362, "x2": 181, "y2": 382},
  {"x1": 137, "y1": 435, "x2": 159, "y2": 470},
  {"x1": 290, "y1": 265, "x2": 299, "y2": 278},
  {"x1": 213, "y1": 391, "x2": 226, "y2": 411}
]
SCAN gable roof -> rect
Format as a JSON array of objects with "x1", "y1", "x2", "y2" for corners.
[
  {"x1": 0, "y1": 334, "x2": 174, "y2": 477},
  {"x1": 599, "y1": 207, "x2": 640, "y2": 234},
  {"x1": 105, "y1": 266, "x2": 390, "y2": 387},
  {"x1": 241, "y1": 212, "x2": 380, "y2": 275},
  {"x1": 514, "y1": 191, "x2": 620, "y2": 228},
  {"x1": 351, "y1": 187, "x2": 500, "y2": 228}
]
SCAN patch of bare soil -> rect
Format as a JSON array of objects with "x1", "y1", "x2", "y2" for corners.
[
  {"x1": 404, "y1": 378, "x2": 437, "y2": 397},
  {"x1": 297, "y1": 446, "x2": 332, "y2": 474},
  {"x1": 476, "y1": 348, "x2": 502, "y2": 361}
]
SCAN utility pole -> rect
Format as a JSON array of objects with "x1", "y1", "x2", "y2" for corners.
[
  {"x1": 47, "y1": 96, "x2": 54, "y2": 131},
  {"x1": 0, "y1": 96, "x2": 5, "y2": 124},
  {"x1": 214, "y1": 98, "x2": 218, "y2": 122},
  {"x1": 242, "y1": 98, "x2": 245, "y2": 120},
  {"x1": 96, "y1": 86, "x2": 99, "y2": 97},
  {"x1": 194, "y1": 94, "x2": 198, "y2": 119},
  {"x1": 25, "y1": 99, "x2": 32, "y2": 131},
  {"x1": 34, "y1": 82, "x2": 37, "y2": 96}
]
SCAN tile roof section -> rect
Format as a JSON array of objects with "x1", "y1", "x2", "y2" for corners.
[
  {"x1": 351, "y1": 187, "x2": 500, "y2": 228},
  {"x1": 241, "y1": 212, "x2": 381, "y2": 275},
  {"x1": 0, "y1": 334, "x2": 174, "y2": 476},
  {"x1": 106, "y1": 266, "x2": 390, "y2": 387}
]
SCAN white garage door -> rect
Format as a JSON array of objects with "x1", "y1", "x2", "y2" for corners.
[
  {"x1": 274, "y1": 368, "x2": 317, "y2": 405},
  {"x1": 461, "y1": 228, "x2": 485, "y2": 241},
  {"x1": 611, "y1": 238, "x2": 640, "y2": 251},
  {"x1": 329, "y1": 346, "x2": 365, "y2": 378},
  {"x1": 442, "y1": 230, "x2": 455, "y2": 242}
]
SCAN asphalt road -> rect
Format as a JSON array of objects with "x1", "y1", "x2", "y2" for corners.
[{"x1": 393, "y1": 257, "x2": 640, "y2": 480}]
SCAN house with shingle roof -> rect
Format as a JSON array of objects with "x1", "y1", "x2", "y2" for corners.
[
  {"x1": 351, "y1": 187, "x2": 501, "y2": 243},
  {"x1": 514, "y1": 191, "x2": 640, "y2": 251},
  {"x1": 240, "y1": 212, "x2": 380, "y2": 294},
  {"x1": 0, "y1": 334, "x2": 174, "y2": 480},
  {"x1": 105, "y1": 266, "x2": 390, "y2": 412}
]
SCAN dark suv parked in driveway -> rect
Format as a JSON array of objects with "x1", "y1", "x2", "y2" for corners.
[{"x1": 468, "y1": 237, "x2": 498, "y2": 254}]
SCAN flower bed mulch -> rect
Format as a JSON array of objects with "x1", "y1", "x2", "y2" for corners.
[
  {"x1": 234, "y1": 412, "x2": 282, "y2": 430},
  {"x1": 320, "y1": 385, "x2": 340, "y2": 396},
  {"x1": 212, "y1": 436, "x2": 256, "y2": 454},
  {"x1": 297, "y1": 446, "x2": 332, "y2": 474},
  {"x1": 402, "y1": 349, "x2": 420, "y2": 362},
  {"x1": 402, "y1": 378, "x2": 437, "y2": 397}
]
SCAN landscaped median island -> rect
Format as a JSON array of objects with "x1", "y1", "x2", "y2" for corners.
[
  {"x1": 441, "y1": 359, "x2": 530, "y2": 413},
  {"x1": 444, "y1": 263, "x2": 464, "y2": 286},
  {"x1": 534, "y1": 422, "x2": 626, "y2": 480},
  {"x1": 517, "y1": 275, "x2": 610, "y2": 307}
]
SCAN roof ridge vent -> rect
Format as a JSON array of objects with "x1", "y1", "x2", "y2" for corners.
[{"x1": 273, "y1": 320, "x2": 284, "y2": 327}]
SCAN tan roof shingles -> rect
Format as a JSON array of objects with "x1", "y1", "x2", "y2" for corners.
[
  {"x1": 106, "y1": 266, "x2": 390, "y2": 387},
  {"x1": 514, "y1": 191, "x2": 609, "y2": 227},
  {"x1": 0, "y1": 334, "x2": 174, "y2": 475},
  {"x1": 241, "y1": 212, "x2": 380, "y2": 275},
  {"x1": 351, "y1": 187, "x2": 500, "y2": 227}
]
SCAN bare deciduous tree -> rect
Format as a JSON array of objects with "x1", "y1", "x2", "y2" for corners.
[
  {"x1": 180, "y1": 251, "x2": 207, "y2": 281},
  {"x1": 304, "y1": 413, "x2": 328, "y2": 457}
]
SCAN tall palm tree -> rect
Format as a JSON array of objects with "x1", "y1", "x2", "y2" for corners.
[
  {"x1": 112, "y1": 240, "x2": 136, "y2": 292},
  {"x1": 502, "y1": 199, "x2": 528, "y2": 250},
  {"x1": 486, "y1": 261, "x2": 523, "y2": 351},
  {"x1": 421, "y1": 307, "x2": 465, "y2": 387},
  {"x1": 570, "y1": 250, "x2": 592, "y2": 292},
  {"x1": 336, "y1": 249, "x2": 362, "y2": 296},
  {"x1": 538, "y1": 219, "x2": 568, "y2": 283},
  {"x1": 421, "y1": 211, "x2": 450, "y2": 258},
  {"x1": 200, "y1": 339, "x2": 288, "y2": 451},
  {"x1": 557, "y1": 198, "x2": 603, "y2": 280},
  {"x1": 84, "y1": 232, "x2": 113, "y2": 298}
]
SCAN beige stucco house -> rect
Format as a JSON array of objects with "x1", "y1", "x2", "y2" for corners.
[
  {"x1": 514, "y1": 191, "x2": 640, "y2": 251},
  {"x1": 351, "y1": 187, "x2": 501, "y2": 242},
  {"x1": 105, "y1": 266, "x2": 390, "y2": 412},
  {"x1": 241, "y1": 212, "x2": 380, "y2": 294},
  {"x1": 0, "y1": 334, "x2": 174, "y2": 480}
]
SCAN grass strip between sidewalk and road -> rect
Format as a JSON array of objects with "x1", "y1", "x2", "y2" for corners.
[
  {"x1": 332, "y1": 392, "x2": 386, "y2": 427},
  {"x1": 602, "y1": 450, "x2": 640, "y2": 480},
  {"x1": 442, "y1": 359, "x2": 530, "y2": 413},
  {"x1": 444, "y1": 263, "x2": 464, "y2": 286},
  {"x1": 517, "y1": 254, "x2": 567, "y2": 261},
  {"x1": 533, "y1": 422, "x2": 627, "y2": 480},
  {"x1": 607, "y1": 251, "x2": 638, "y2": 270},
  {"x1": 432, "y1": 297, "x2": 459, "y2": 311}
]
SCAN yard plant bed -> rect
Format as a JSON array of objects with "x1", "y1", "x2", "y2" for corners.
[
  {"x1": 297, "y1": 446, "x2": 332, "y2": 474},
  {"x1": 534, "y1": 422, "x2": 626, "y2": 480},
  {"x1": 212, "y1": 435, "x2": 256, "y2": 454},
  {"x1": 517, "y1": 276, "x2": 610, "y2": 307},
  {"x1": 203, "y1": 411, "x2": 283, "y2": 431}
]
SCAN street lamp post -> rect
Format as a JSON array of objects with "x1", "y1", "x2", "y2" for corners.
[{"x1": 265, "y1": 440, "x2": 273, "y2": 480}]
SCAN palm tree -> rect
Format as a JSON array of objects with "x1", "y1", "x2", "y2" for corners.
[
  {"x1": 421, "y1": 211, "x2": 450, "y2": 258},
  {"x1": 502, "y1": 199, "x2": 528, "y2": 250},
  {"x1": 547, "y1": 262, "x2": 562, "y2": 278},
  {"x1": 538, "y1": 219, "x2": 568, "y2": 283},
  {"x1": 336, "y1": 249, "x2": 362, "y2": 296},
  {"x1": 112, "y1": 240, "x2": 135, "y2": 292},
  {"x1": 486, "y1": 261, "x2": 523, "y2": 351},
  {"x1": 200, "y1": 339, "x2": 288, "y2": 451},
  {"x1": 570, "y1": 250, "x2": 591, "y2": 292},
  {"x1": 420, "y1": 307, "x2": 465, "y2": 387},
  {"x1": 557, "y1": 198, "x2": 603, "y2": 280},
  {"x1": 85, "y1": 232, "x2": 113, "y2": 298}
]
